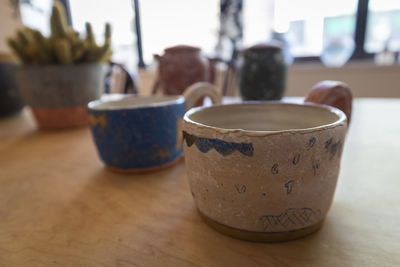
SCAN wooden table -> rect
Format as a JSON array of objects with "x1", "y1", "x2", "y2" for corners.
[{"x1": 0, "y1": 98, "x2": 399, "y2": 266}]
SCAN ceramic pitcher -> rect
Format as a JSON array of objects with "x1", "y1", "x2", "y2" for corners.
[{"x1": 153, "y1": 45, "x2": 215, "y2": 96}]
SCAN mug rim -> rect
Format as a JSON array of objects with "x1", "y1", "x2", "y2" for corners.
[
  {"x1": 88, "y1": 94, "x2": 185, "y2": 111},
  {"x1": 184, "y1": 101, "x2": 347, "y2": 136}
]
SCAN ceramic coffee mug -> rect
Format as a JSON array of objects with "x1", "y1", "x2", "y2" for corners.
[
  {"x1": 183, "y1": 100, "x2": 350, "y2": 242},
  {"x1": 88, "y1": 82, "x2": 221, "y2": 173}
]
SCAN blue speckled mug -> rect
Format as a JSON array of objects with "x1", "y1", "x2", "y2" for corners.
[{"x1": 88, "y1": 82, "x2": 220, "y2": 173}]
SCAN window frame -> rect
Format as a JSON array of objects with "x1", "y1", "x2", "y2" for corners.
[
  {"x1": 351, "y1": 0, "x2": 374, "y2": 60},
  {"x1": 64, "y1": 0, "x2": 377, "y2": 68},
  {"x1": 293, "y1": 0, "x2": 374, "y2": 63}
]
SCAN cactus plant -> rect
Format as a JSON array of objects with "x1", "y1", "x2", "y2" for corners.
[{"x1": 7, "y1": 0, "x2": 112, "y2": 64}]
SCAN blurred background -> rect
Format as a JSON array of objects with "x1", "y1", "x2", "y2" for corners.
[{"x1": 2, "y1": 0, "x2": 400, "y2": 97}]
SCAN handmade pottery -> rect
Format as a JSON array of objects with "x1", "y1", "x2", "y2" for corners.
[
  {"x1": 153, "y1": 45, "x2": 215, "y2": 95},
  {"x1": 88, "y1": 82, "x2": 221, "y2": 173},
  {"x1": 0, "y1": 59, "x2": 24, "y2": 118},
  {"x1": 14, "y1": 63, "x2": 108, "y2": 129},
  {"x1": 305, "y1": 80, "x2": 352, "y2": 123},
  {"x1": 183, "y1": 83, "x2": 352, "y2": 242},
  {"x1": 238, "y1": 42, "x2": 286, "y2": 100}
]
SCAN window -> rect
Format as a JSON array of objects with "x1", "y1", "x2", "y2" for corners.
[
  {"x1": 134, "y1": 0, "x2": 396, "y2": 67},
  {"x1": 244, "y1": 0, "x2": 358, "y2": 57},
  {"x1": 19, "y1": 0, "x2": 53, "y2": 35},
  {"x1": 49, "y1": 0, "x2": 400, "y2": 67},
  {"x1": 365, "y1": 0, "x2": 400, "y2": 53},
  {"x1": 242, "y1": 0, "x2": 274, "y2": 47},
  {"x1": 139, "y1": 0, "x2": 219, "y2": 64},
  {"x1": 69, "y1": 0, "x2": 138, "y2": 71}
]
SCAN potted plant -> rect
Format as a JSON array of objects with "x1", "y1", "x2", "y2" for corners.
[{"x1": 7, "y1": 0, "x2": 112, "y2": 129}]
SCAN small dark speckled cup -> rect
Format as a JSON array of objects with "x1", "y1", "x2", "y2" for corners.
[
  {"x1": 238, "y1": 42, "x2": 286, "y2": 101},
  {"x1": 87, "y1": 82, "x2": 221, "y2": 173}
]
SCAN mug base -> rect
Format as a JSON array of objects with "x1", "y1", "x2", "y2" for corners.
[
  {"x1": 31, "y1": 106, "x2": 88, "y2": 129},
  {"x1": 199, "y1": 211, "x2": 324, "y2": 242},
  {"x1": 105, "y1": 155, "x2": 183, "y2": 174}
]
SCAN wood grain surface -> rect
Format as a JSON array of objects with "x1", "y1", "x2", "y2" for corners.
[{"x1": 0, "y1": 98, "x2": 399, "y2": 267}]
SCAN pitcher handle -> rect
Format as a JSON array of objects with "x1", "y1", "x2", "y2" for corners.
[
  {"x1": 183, "y1": 82, "x2": 222, "y2": 111},
  {"x1": 304, "y1": 80, "x2": 353, "y2": 125}
]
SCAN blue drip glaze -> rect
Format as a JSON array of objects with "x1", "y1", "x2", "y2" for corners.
[{"x1": 183, "y1": 131, "x2": 253, "y2": 156}]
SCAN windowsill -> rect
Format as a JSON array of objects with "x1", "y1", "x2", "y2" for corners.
[
  {"x1": 291, "y1": 60, "x2": 400, "y2": 70},
  {"x1": 287, "y1": 61, "x2": 400, "y2": 98},
  {"x1": 138, "y1": 61, "x2": 400, "y2": 98}
]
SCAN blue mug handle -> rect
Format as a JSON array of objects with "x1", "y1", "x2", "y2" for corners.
[{"x1": 183, "y1": 82, "x2": 222, "y2": 111}]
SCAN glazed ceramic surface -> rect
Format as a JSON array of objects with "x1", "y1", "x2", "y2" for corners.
[
  {"x1": 88, "y1": 82, "x2": 221, "y2": 173},
  {"x1": 88, "y1": 95, "x2": 185, "y2": 172},
  {"x1": 154, "y1": 45, "x2": 214, "y2": 95},
  {"x1": 183, "y1": 102, "x2": 347, "y2": 241},
  {"x1": 238, "y1": 43, "x2": 286, "y2": 100},
  {"x1": 305, "y1": 80, "x2": 352, "y2": 124}
]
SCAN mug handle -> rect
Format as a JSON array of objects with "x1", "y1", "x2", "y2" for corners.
[
  {"x1": 183, "y1": 82, "x2": 222, "y2": 111},
  {"x1": 304, "y1": 80, "x2": 353, "y2": 125}
]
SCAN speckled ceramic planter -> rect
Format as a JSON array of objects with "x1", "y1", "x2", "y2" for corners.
[
  {"x1": 14, "y1": 63, "x2": 108, "y2": 129},
  {"x1": 183, "y1": 102, "x2": 348, "y2": 242}
]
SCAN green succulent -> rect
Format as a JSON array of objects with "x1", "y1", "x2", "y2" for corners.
[{"x1": 7, "y1": 0, "x2": 112, "y2": 64}]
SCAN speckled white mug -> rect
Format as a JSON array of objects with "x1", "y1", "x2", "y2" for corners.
[{"x1": 183, "y1": 101, "x2": 348, "y2": 242}]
